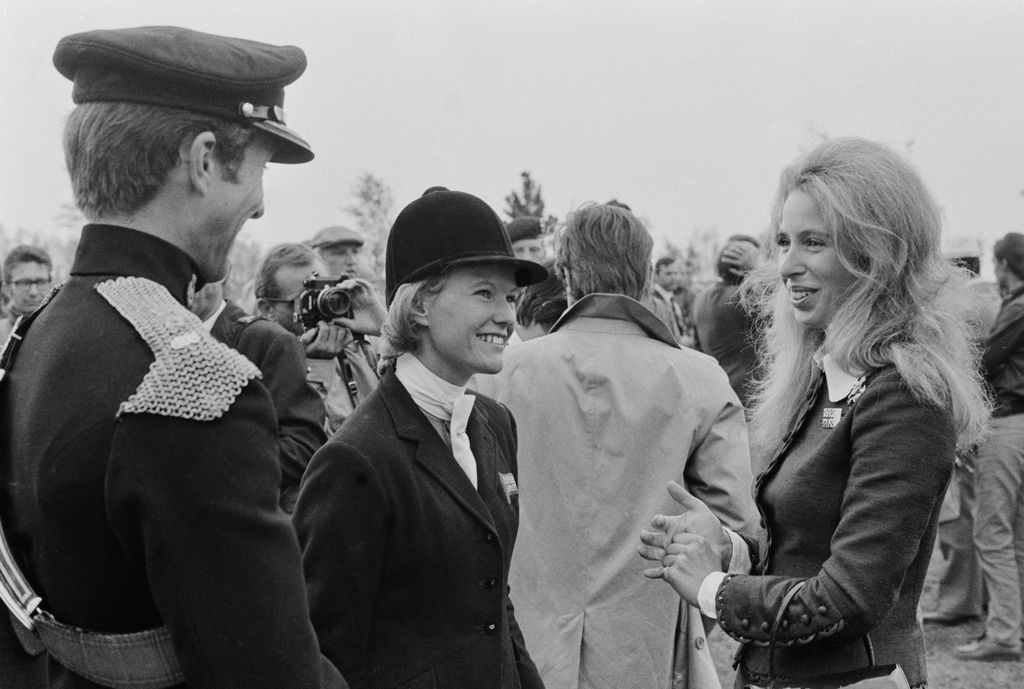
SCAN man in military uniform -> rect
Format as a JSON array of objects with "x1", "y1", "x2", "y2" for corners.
[
  {"x1": 0, "y1": 26, "x2": 347, "y2": 688},
  {"x1": 190, "y1": 277, "x2": 328, "y2": 513}
]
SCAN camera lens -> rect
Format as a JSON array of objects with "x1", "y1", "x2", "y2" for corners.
[{"x1": 317, "y1": 287, "x2": 352, "y2": 319}]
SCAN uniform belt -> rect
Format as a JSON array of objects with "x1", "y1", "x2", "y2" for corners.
[
  {"x1": 1, "y1": 288, "x2": 184, "y2": 689},
  {"x1": 10, "y1": 610, "x2": 184, "y2": 689}
]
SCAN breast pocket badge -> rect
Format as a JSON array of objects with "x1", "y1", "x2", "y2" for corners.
[
  {"x1": 499, "y1": 472, "x2": 519, "y2": 504},
  {"x1": 821, "y1": 407, "x2": 843, "y2": 429}
]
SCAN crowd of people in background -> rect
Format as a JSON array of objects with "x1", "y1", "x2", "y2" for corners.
[{"x1": 2, "y1": 23, "x2": 1024, "y2": 689}]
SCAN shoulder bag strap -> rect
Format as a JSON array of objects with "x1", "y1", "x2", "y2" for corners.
[{"x1": 767, "y1": 580, "x2": 873, "y2": 688}]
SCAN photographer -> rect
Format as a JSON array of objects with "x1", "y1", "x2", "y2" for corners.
[
  {"x1": 192, "y1": 276, "x2": 327, "y2": 512},
  {"x1": 255, "y1": 243, "x2": 386, "y2": 434}
]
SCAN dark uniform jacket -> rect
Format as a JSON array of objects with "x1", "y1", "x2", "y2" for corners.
[
  {"x1": 982, "y1": 284, "x2": 1024, "y2": 417},
  {"x1": 0, "y1": 225, "x2": 344, "y2": 688},
  {"x1": 294, "y1": 370, "x2": 544, "y2": 689},
  {"x1": 210, "y1": 301, "x2": 327, "y2": 511},
  {"x1": 718, "y1": 366, "x2": 954, "y2": 688}
]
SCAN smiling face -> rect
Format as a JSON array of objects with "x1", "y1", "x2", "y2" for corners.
[
  {"x1": 195, "y1": 134, "x2": 276, "y2": 281},
  {"x1": 414, "y1": 264, "x2": 518, "y2": 385},
  {"x1": 776, "y1": 190, "x2": 857, "y2": 331}
]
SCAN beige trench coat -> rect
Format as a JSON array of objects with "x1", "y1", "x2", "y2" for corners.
[{"x1": 474, "y1": 294, "x2": 758, "y2": 689}]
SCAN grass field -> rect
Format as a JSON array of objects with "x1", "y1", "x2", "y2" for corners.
[{"x1": 707, "y1": 551, "x2": 1024, "y2": 688}]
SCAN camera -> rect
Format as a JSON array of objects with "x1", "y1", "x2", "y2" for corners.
[{"x1": 296, "y1": 273, "x2": 354, "y2": 330}]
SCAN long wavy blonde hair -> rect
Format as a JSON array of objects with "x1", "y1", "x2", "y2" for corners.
[{"x1": 743, "y1": 138, "x2": 990, "y2": 458}]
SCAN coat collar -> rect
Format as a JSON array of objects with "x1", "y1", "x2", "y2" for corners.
[
  {"x1": 377, "y1": 370, "x2": 499, "y2": 533},
  {"x1": 651, "y1": 284, "x2": 675, "y2": 303},
  {"x1": 815, "y1": 351, "x2": 866, "y2": 403},
  {"x1": 1003, "y1": 283, "x2": 1024, "y2": 305},
  {"x1": 550, "y1": 293, "x2": 680, "y2": 348},
  {"x1": 71, "y1": 225, "x2": 198, "y2": 305}
]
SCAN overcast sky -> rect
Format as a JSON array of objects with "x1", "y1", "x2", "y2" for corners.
[{"x1": 2, "y1": 0, "x2": 1023, "y2": 264}]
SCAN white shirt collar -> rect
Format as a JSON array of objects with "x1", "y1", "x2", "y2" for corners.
[
  {"x1": 652, "y1": 284, "x2": 674, "y2": 301},
  {"x1": 201, "y1": 300, "x2": 228, "y2": 332},
  {"x1": 395, "y1": 353, "x2": 468, "y2": 421},
  {"x1": 814, "y1": 350, "x2": 865, "y2": 403}
]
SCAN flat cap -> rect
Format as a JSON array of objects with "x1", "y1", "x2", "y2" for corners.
[
  {"x1": 385, "y1": 187, "x2": 548, "y2": 305},
  {"x1": 506, "y1": 216, "x2": 543, "y2": 243},
  {"x1": 310, "y1": 226, "x2": 364, "y2": 249},
  {"x1": 53, "y1": 26, "x2": 313, "y2": 164}
]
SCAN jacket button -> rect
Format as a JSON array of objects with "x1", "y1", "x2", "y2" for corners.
[
  {"x1": 760, "y1": 621, "x2": 770, "y2": 631},
  {"x1": 485, "y1": 622, "x2": 497, "y2": 635},
  {"x1": 694, "y1": 636, "x2": 705, "y2": 650},
  {"x1": 484, "y1": 576, "x2": 498, "y2": 589},
  {"x1": 800, "y1": 614, "x2": 810, "y2": 624},
  {"x1": 818, "y1": 606, "x2": 828, "y2": 615},
  {"x1": 741, "y1": 618, "x2": 750, "y2": 628},
  {"x1": 781, "y1": 619, "x2": 789, "y2": 629},
  {"x1": 484, "y1": 533, "x2": 495, "y2": 543}
]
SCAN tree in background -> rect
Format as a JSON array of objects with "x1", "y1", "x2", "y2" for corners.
[
  {"x1": 504, "y1": 171, "x2": 559, "y2": 231},
  {"x1": 346, "y1": 173, "x2": 394, "y2": 286}
]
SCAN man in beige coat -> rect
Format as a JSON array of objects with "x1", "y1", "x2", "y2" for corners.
[{"x1": 474, "y1": 202, "x2": 758, "y2": 689}]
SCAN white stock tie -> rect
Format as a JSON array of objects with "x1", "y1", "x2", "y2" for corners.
[{"x1": 449, "y1": 394, "x2": 478, "y2": 489}]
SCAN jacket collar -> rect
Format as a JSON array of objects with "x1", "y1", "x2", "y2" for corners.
[
  {"x1": 71, "y1": 225, "x2": 198, "y2": 305},
  {"x1": 550, "y1": 293, "x2": 680, "y2": 348},
  {"x1": 377, "y1": 370, "x2": 498, "y2": 532},
  {"x1": 652, "y1": 284, "x2": 675, "y2": 302},
  {"x1": 815, "y1": 351, "x2": 865, "y2": 403},
  {"x1": 1003, "y1": 283, "x2": 1024, "y2": 305}
]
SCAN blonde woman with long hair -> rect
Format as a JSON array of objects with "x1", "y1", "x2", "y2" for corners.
[{"x1": 640, "y1": 138, "x2": 989, "y2": 688}]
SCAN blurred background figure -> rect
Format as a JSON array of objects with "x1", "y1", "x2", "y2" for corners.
[
  {"x1": 513, "y1": 260, "x2": 566, "y2": 341},
  {"x1": 944, "y1": 235, "x2": 1002, "y2": 336},
  {"x1": 692, "y1": 234, "x2": 762, "y2": 412},
  {"x1": 506, "y1": 216, "x2": 546, "y2": 262},
  {"x1": 955, "y1": 232, "x2": 1024, "y2": 662},
  {"x1": 310, "y1": 225, "x2": 365, "y2": 277},
  {"x1": 1, "y1": 245, "x2": 53, "y2": 341},
  {"x1": 650, "y1": 256, "x2": 684, "y2": 342},
  {"x1": 191, "y1": 276, "x2": 327, "y2": 512},
  {"x1": 255, "y1": 243, "x2": 383, "y2": 434},
  {"x1": 923, "y1": 235, "x2": 1001, "y2": 626}
]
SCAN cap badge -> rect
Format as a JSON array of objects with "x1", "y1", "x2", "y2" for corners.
[{"x1": 238, "y1": 102, "x2": 286, "y2": 124}]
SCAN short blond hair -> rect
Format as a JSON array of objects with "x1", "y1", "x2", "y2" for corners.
[{"x1": 377, "y1": 274, "x2": 448, "y2": 375}]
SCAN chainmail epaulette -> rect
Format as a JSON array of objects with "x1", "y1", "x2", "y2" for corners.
[{"x1": 96, "y1": 276, "x2": 261, "y2": 421}]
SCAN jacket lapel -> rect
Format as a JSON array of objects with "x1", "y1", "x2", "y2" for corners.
[
  {"x1": 754, "y1": 366, "x2": 825, "y2": 495},
  {"x1": 752, "y1": 367, "x2": 824, "y2": 574},
  {"x1": 466, "y1": 402, "x2": 502, "y2": 509},
  {"x1": 379, "y1": 372, "x2": 497, "y2": 533}
]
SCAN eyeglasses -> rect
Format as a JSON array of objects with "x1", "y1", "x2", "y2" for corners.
[
  {"x1": 9, "y1": 278, "x2": 51, "y2": 291},
  {"x1": 260, "y1": 294, "x2": 301, "y2": 306}
]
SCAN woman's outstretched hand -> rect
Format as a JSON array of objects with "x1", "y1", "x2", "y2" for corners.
[{"x1": 638, "y1": 481, "x2": 730, "y2": 606}]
